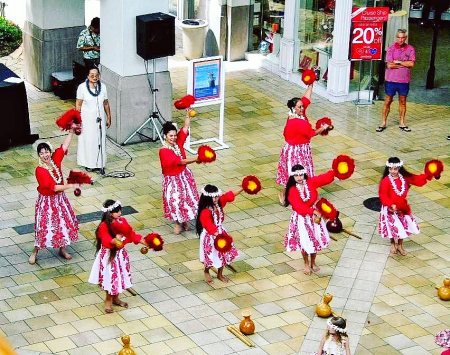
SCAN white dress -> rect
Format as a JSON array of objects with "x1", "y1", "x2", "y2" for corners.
[{"x1": 76, "y1": 81, "x2": 108, "y2": 169}]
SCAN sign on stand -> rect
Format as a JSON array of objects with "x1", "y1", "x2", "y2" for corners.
[
  {"x1": 350, "y1": 7, "x2": 389, "y2": 105},
  {"x1": 184, "y1": 56, "x2": 228, "y2": 154}
]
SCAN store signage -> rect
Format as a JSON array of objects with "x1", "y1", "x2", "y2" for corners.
[
  {"x1": 351, "y1": 7, "x2": 390, "y2": 22},
  {"x1": 350, "y1": 22, "x2": 383, "y2": 60}
]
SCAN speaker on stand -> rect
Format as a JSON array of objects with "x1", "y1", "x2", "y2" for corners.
[{"x1": 122, "y1": 12, "x2": 175, "y2": 145}]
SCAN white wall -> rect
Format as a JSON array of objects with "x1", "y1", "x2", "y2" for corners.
[
  {"x1": 25, "y1": 0, "x2": 84, "y2": 29},
  {"x1": 101, "y1": 0, "x2": 170, "y2": 77}
]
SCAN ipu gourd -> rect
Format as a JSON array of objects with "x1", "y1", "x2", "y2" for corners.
[
  {"x1": 316, "y1": 293, "x2": 333, "y2": 317},
  {"x1": 118, "y1": 335, "x2": 136, "y2": 355},
  {"x1": 239, "y1": 310, "x2": 255, "y2": 335},
  {"x1": 438, "y1": 278, "x2": 450, "y2": 301}
]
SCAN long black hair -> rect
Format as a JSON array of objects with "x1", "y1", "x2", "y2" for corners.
[
  {"x1": 284, "y1": 164, "x2": 308, "y2": 207},
  {"x1": 382, "y1": 157, "x2": 412, "y2": 180},
  {"x1": 95, "y1": 199, "x2": 122, "y2": 262},
  {"x1": 196, "y1": 184, "x2": 222, "y2": 236},
  {"x1": 162, "y1": 121, "x2": 177, "y2": 136}
]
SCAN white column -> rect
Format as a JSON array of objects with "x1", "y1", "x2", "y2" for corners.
[
  {"x1": 279, "y1": 0, "x2": 301, "y2": 75},
  {"x1": 326, "y1": 0, "x2": 352, "y2": 96}
]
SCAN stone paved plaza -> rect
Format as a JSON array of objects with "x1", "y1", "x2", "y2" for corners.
[{"x1": 0, "y1": 43, "x2": 449, "y2": 355}]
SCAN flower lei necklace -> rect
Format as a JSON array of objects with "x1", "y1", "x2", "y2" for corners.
[
  {"x1": 288, "y1": 111, "x2": 306, "y2": 120},
  {"x1": 389, "y1": 173, "x2": 406, "y2": 196},
  {"x1": 210, "y1": 203, "x2": 224, "y2": 226},
  {"x1": 296, "y1": 182, "x2": 310, "y2": 201},
  {"x1": 85, "y1": 79, "x2": 101, "y2": 97},
  {"x1": 163, "y1": 141, "x2": 182, "y2": 157},
  {"x1": 39, "y1": 159, "x2": 63, "y2": 184}
]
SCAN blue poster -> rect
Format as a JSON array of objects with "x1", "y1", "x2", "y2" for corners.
[{"x1": 193, "y1": 59, "x2": 221, "y2": 101}]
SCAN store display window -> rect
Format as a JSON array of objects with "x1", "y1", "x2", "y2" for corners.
[
  {"x1": 297, "y1": 0, "x2": 335, "y2": 86},
  {"x1": 251, "y1": 0, "x2": 285, "y2": 51}
]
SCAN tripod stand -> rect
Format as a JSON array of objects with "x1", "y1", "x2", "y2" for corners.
[{"x1": 122, "y1": 59, "x2": 164, "y2": 145}]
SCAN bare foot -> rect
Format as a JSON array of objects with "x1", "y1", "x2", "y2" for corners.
[
  {"x1": 105, "y1": 308, "x2": 114, "y2": 313},
  {"x1": 390, "y1": 245, "x2": 397, "y2": 254},
  {"x1": 174, "y1": 223, "x2": 182, "y2": 235},
  {"x1": 397, "y1": 247, "x2": 407, "y2": 256},
  {"x1": 217, "y1": 274, "x2": 229, "y2": 283},
  {"x1": 29, "y1": 251, "x2": 37, "y2": 265},
  {"x1": 303, "y1": 265, "x2": 311, "y2": 275},
  {"x1": 59, "y1": 249, "x2": 73, "y2": 260},
  {"x1": 311, "y1": 263, "x2": 320, "y2": 272},
  {"x1": 113, "y1": 300, "x2": 128, "y2": 308},
  {"x1": 105, "y1": 300, "x2": 113, "y2": 313},
  {"x1": 278, "y1": 191, "x2": 285, "y2": 205},
  {"x1": 204, "y1": 272, "x2": 214, "y2": 284},
  {"x1": 182, "y1": 222, "x2": 190, "y2": 231}
]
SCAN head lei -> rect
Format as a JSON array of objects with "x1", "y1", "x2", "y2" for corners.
[
  {"x1": 386, "y1": 160, "x2": 403, "y2": 168},
  {"x1": 101, "y1": 200, "x2": 122, "y2": 213},
  {"x1": 327, "y1": 318, "x2": 347, "y2": 333},
  {"x1": 200, "y1": 186, "x2": 222, "y2": 198},
  {"x1": 289, "y1": 168, "x2": 307, "y2": 176}
]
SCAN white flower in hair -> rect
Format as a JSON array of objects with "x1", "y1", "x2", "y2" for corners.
[
  {"x1": 327, "y1": 318, "x2": 347, "y2": 333},
  {"x1": 200, "y1": 187, "x2": 222, "y2": 197},
  {"x1": 386, "y1": 160, "x2": 403, "y2": 168},
  {"x1": 101, "y1": 200, "x2": 122, "y2": 212}
]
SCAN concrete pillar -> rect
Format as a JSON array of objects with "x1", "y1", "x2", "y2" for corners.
[
  {"x1": 23, "y1": 0, "x2": 85, "y2": 91},
  {"x1": 279, "y1": 0, "x2": 301, "y2": 77},
  {"x1": 226, "y1": 0, "x2": 251, "y2": 61},
  {"x1": 101, "y1": 0, "x2": 173, "y2": 145},
  {"x1": 326, "y1": 0, "x2": 352, "y2": 96}
]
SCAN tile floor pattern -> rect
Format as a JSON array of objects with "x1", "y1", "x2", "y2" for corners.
[{"x1": 0, "y1": 46, "x2": 449, "y2": 355}]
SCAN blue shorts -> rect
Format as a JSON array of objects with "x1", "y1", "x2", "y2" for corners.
[{"x1": 385, "y1": 81, "x2": 410, "y2": 97}]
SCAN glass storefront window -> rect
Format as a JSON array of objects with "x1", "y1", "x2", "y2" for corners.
[
  {"x1": 298, "y1": 0, "x2": 335, "y2": 86},
  {"x1": 251, "y1": 0, "x2": 285, "y2": 51}
]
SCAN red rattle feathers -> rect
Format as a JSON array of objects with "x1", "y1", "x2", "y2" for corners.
[
  {"x1": 214, "y1": 232, "x2": 233, "y2": 253},
  {"x1": 174, "y1": 95, "x2": 195, "y2": 110},
  {"x1": 424, "y1": 159, "x2": 444, "y2": 180},
  {"x1": 315, "y1": 117, "x2": 333, "y2": 136},
  {"x1": 67, "y1": 170, "x2": 93, "y2": 197},
  {"x1": 198, "y1": 145, "x2": 216, "y2": 163},
  {"x1": 316, "y1": 198, "x2": 338, "y2": 220},
  {"x1": 56, "y1": 109, "x2": 82, "y2": 135},
  {"x1": 144, "y1": 233, "x2": 164, "y2": 251},
  {"x1": 302, "y1": 69, "x2": 316, "y2": 85},
  {"x1": 242, "y1": 175, "x2": 262, "y2": 195},
  {"x1": 332, "y1": 155, "x2": 355, "y2": 180}
]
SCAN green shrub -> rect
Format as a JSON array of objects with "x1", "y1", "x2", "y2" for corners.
[{"x1": 0, "y1": 16, "x2": 22, "y2": 57}]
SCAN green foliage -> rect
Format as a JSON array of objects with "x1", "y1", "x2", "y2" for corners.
[{"x1": 0, "y1": 16, "x2": 22, "y2": 57}]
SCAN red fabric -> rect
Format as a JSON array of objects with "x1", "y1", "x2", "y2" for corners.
[
  {"x1": 199, "y1": 191, "x2": 235, "y2": 235},
  {"x1": 159, "y1": 129, "x2": 189, "y2": 176},
  {"x1": 283, "y1": 97, "x2": 315, "y2": 145},
  {"x1": 35, "y1": 146, "x2": 66, "y2": 196},
  {"x1": 97, "y1": 217, "x2": 142, "y2": 249},
  {"x1": 379, "y1": 173, "x2": 428, "y2": 208},
  {"x1": 288, "y1": 170, "x2": 334, "y2": 216}
]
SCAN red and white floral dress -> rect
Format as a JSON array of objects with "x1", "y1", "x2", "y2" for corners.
[
  {"x1": 199, "y1": 191, "x2": 239, "y2": 268},
  {"x1": 88, "y1": 217, "x2": 141, "y2": 295},
  {"x1": 284, "y1": 170, "x2": 334, "y2": 254},
  {"x1": 378, "y1": 173, "x2": 427, "y2": 240},
  {"x1": 34, "y1": 146, "x2": 79, "y2": 250},
  {"x1": 276, "y1": 97, "x2": 315, "y2": 187},
  {"x1": 159, "y1": 129, "x2": 199, "y2": 223}
]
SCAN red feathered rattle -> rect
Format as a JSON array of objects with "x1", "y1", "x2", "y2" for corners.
[
  {"x1": 67, "y1": 170, "x2": 93, "y2": 196},
  {"x1": 143, "y1": 233, "x2": 164, "y2": 252},
  {"x1": 214, "y1": 232, "x2": 233, "y2": 253},
  {"x1": 197, "y1": 145, "x2": 216, "y2": 163},
  {"x1": 56, "y1": 109, "x2": 82, "y2": 135},
  {"x1": 315, "y1": 117, "x2": 334, "y2": 136},
  {"x1": 332, "y1": 155, "x2": 355, "y2": 180},
  {"x1": 242, "y1": 175, "x2": 262, "y2": 195},
  {"x1": 302, "y1": 69, "x2": 316, "y2": 85},
  {"x1": 424, "y1": 159, "x2": 444, "y2": 180},
  {"x1": 174, "y1": 95, "x2": 195, "y2": 110},
  {"x1": 316, "y1": 198, "x2": 338, "y2": 220}
]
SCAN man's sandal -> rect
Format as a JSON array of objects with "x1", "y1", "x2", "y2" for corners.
[
  {"x1": 376, "y1": 126, "x2": 387, "y2": 132},
  {"x1": 399, "y1": 126, "x2": 411, "y2": 132}
]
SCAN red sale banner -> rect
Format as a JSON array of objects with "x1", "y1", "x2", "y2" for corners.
[
  {"x1": 350, "y1": 22, "x2": 383, "y2": 61},
  {"x1": 351, "y1": 7, "x2": 389, "y2": 22}
]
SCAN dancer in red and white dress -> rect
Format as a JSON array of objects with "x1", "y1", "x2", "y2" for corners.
[
  {"x1": 284, "y1": 164, "x2": 337, "y2": 275},
  {"x1": 378, "y1": 157, "x2": 428, "y2": 256},
  {"x1": 29, "y1": 129, "x2": 80, "y2": 265},
  {"x1": 276, "y1": 83, "x2": 329, "y2": 204},
  {"x1": 88, "y1": 199, "x2": 149, "y2": 313},
  {"x1": 196, "y1": 184, "x2": 242, "y2": 284},
  {"x1": 159, "y1": 110, "x2": 200, "y2": 234}
]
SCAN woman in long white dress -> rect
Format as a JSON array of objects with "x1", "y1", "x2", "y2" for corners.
[{"x1": 76, "y1": 67, "x2": 112, "y2": 174}]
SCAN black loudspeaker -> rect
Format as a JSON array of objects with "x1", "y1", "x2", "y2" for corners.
[{"x1": 136, "y1": 12, "x2": 175, "y2": 60}]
